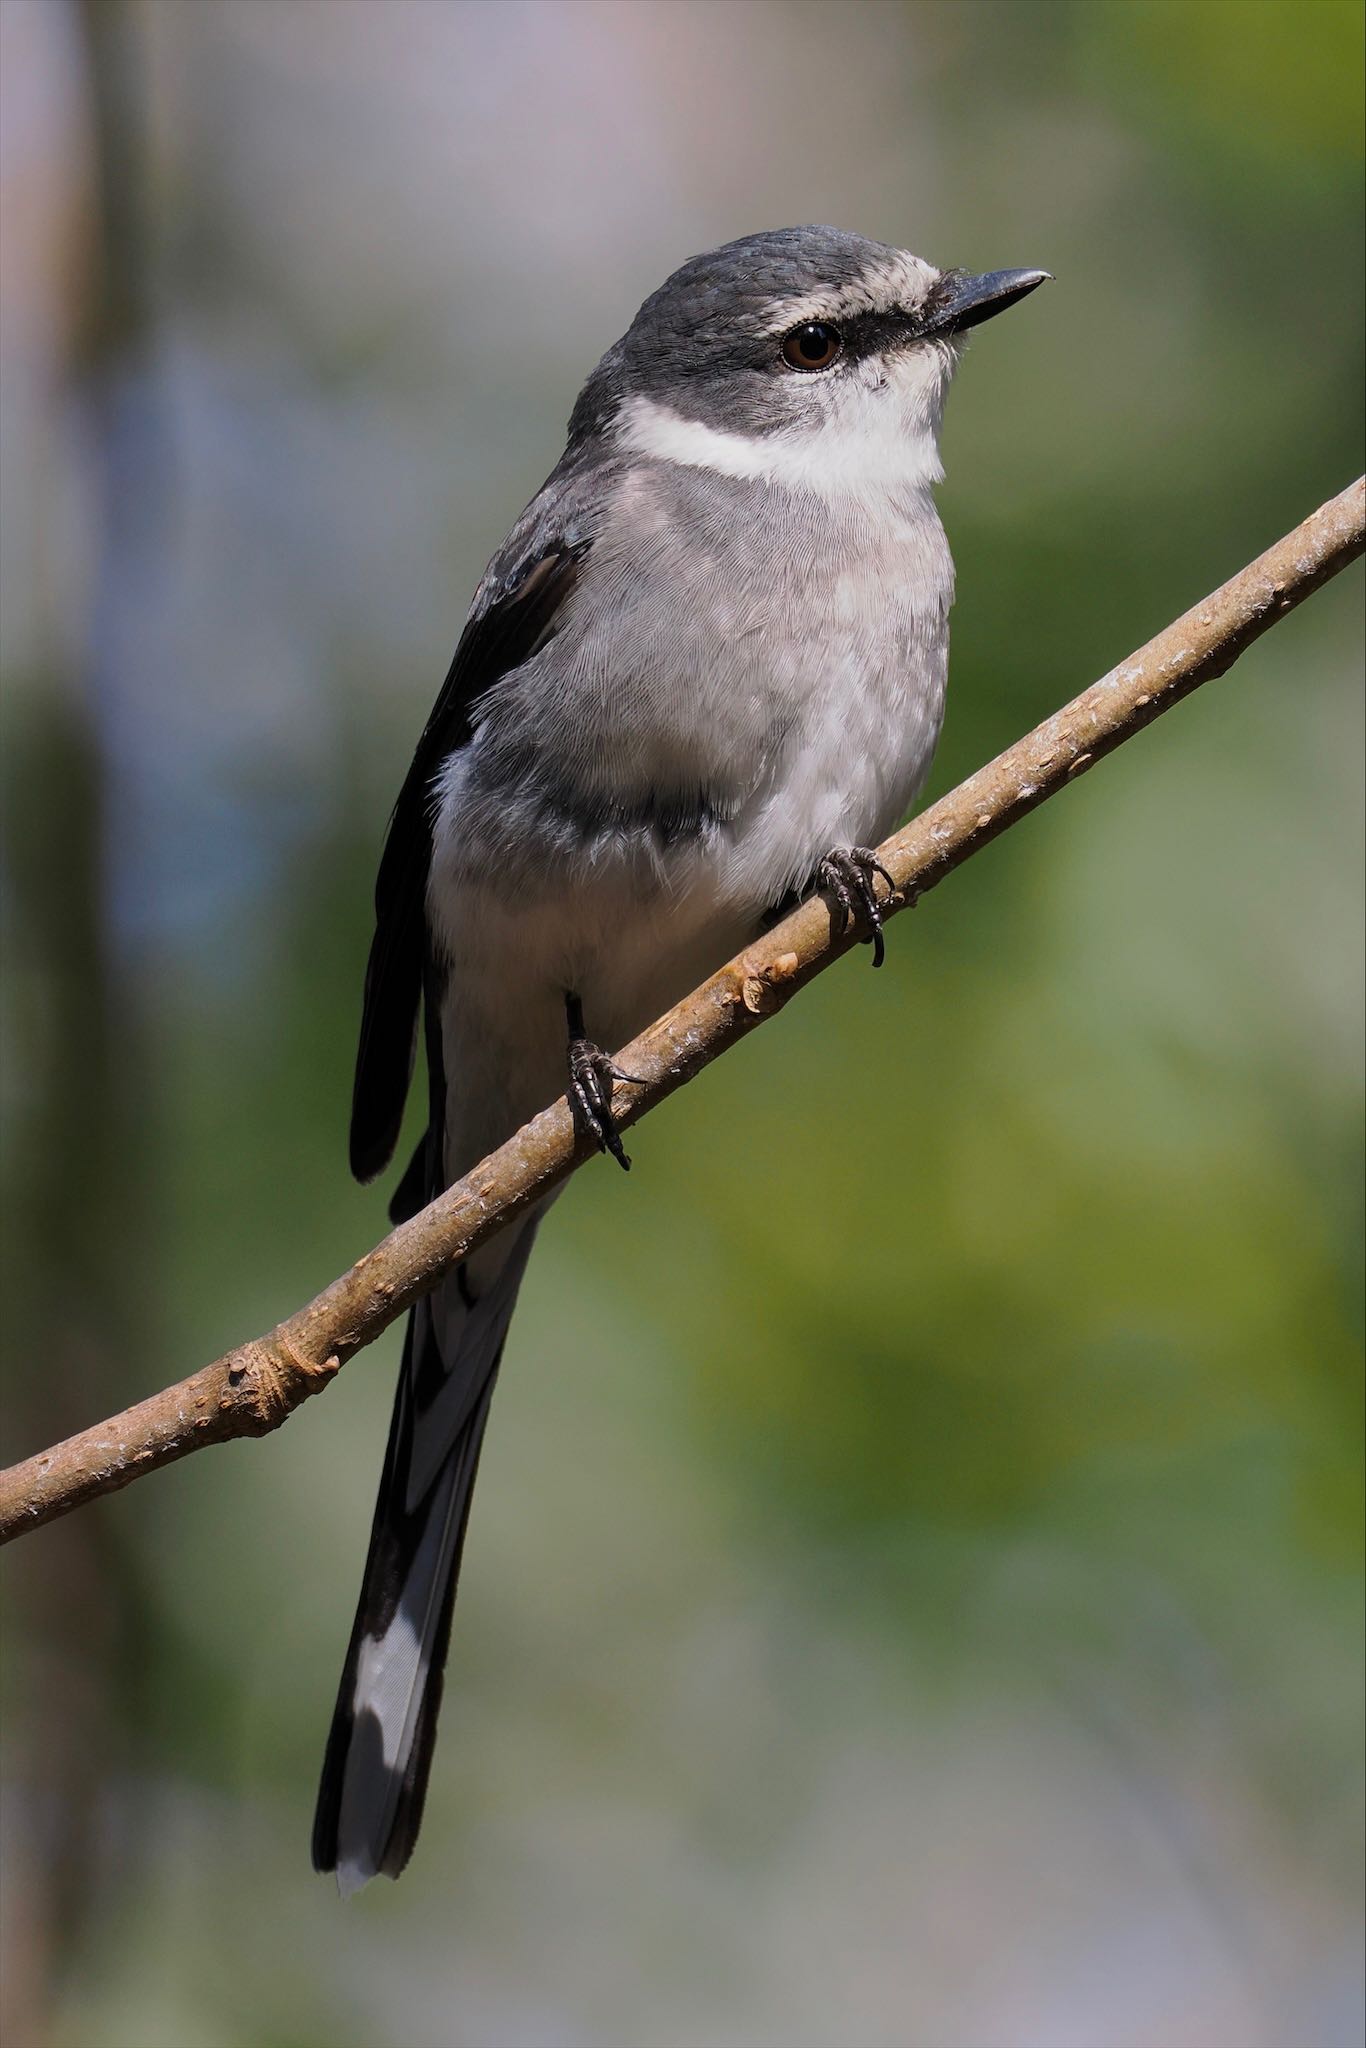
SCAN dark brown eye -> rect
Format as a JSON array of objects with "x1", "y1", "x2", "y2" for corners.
[{"x1": 780, "y1": 321, "x2": 843, "y2": 371}]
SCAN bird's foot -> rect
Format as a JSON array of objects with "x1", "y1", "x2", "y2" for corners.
[
  {"x1": 817, "y1": 846, "x2": 897, "y2": 968},
  {"x1": 565, "y1": 995, "x2": 642, "y2": 1172}
]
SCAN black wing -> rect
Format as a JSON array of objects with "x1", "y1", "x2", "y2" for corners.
[{"x1": 350, "y1": 530, "x2": 589, "y2": 1183}]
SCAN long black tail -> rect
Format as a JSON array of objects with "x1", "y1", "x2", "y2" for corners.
[{"x1": 311, "y1": 1224, "x2": 536, "y2": 1894}]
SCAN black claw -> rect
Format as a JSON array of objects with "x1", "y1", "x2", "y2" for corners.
[
  {"x1": 565, "y1": 993, "x2": 641, "y2": 1171},
  {"x1": 817, "y1": 846, "x2": 896, "y2": 968}
]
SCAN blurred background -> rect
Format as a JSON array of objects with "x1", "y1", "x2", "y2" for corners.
[{"x1": 1, "y1": 3, "x2": 1362, "y2": 2044}]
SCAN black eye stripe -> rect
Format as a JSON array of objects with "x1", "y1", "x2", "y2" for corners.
[
  {"x1": 837, "y1": 307, "x2": 926, "y2": 351},
  {"x1": 773, "y1": 305, "x2": 930, "y2": 376}
]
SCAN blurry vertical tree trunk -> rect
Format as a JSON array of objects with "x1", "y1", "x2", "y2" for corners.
[{"x1": 1, "y1": 3, "x2": 161, "y2": 2039}]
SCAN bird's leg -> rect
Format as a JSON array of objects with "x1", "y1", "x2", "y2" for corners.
[
  {"x1": 564, "y1": 992, "x2": 644, "y2": 1172},
  {"x1": 816, "y1": 846, "x2": 897, "y2": 968}
]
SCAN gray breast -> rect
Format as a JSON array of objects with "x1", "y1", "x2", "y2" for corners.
[{"x1": 451, "y1": 458, "x2": 950, "y2": 884}]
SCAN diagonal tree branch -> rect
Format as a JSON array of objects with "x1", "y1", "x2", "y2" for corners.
[{"x1": 2, "y1": 477, "x2": 1361, "y2": 1545}]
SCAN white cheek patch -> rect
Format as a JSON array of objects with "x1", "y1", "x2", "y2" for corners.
[
  {"x1": 618, "y1": 342, "x2": 953, "y2": 508},
  {"x1": 616, "y1": 398, "x2": 780, "y2": 484}
]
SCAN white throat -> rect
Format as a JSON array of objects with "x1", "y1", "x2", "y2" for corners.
[{"x1": 618, "y1": 348, "x2": 953, "y2": 509}]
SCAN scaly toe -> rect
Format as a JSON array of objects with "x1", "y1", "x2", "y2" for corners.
[
  {"x1": 567, "y1": 1038, "x2": 635, "y2": 1171},
  {"x1": 817, "y1": 846, "x2": 896, "y2": 968}
]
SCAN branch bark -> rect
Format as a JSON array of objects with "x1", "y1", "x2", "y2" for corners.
[{"x1": 3, "y1": 477, "x2": 1361, "y2": 1545}]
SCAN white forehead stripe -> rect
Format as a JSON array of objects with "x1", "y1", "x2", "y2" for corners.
[
  {"x1": 618, "y1": 385, "x2": 946, "y2": 502},
  {"x1": 766, "y1": 250, "x2": 941, "y2": 335}
]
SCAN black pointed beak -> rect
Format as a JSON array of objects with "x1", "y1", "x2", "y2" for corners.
[{"x1": 926, "y1": 267, "x2": 1051, "y2": 337}]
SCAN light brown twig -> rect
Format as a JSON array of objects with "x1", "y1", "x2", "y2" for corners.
[{"x1": 2, "y1": 477, "x2": 1361, "y2": 1545}]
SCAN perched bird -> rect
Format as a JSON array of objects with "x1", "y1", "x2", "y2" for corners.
[{"x1": 312, "y1": 226, "x2": 1048, "y2": 1893}]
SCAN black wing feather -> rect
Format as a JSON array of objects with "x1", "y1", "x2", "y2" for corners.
[{"x1": 349, "y1": 536, "x2": 588, "y2": 1182}]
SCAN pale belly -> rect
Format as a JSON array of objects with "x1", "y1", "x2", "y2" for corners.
[{"x1": 428, "y1": 646, "x2": 946, "y2": 1178}]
